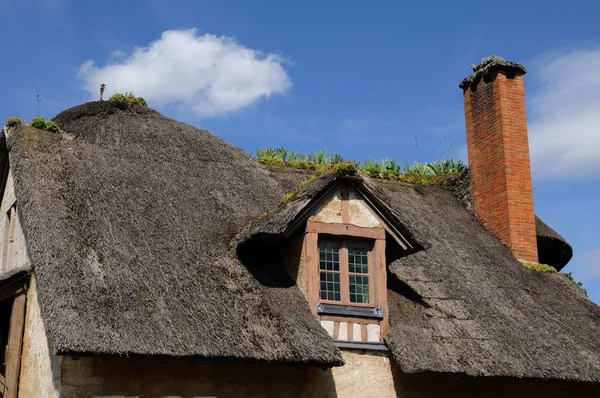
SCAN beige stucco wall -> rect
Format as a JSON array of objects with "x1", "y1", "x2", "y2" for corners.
[
  {"x1": 33, "y1": 349, "x2": 600, "y2": 398},
  {"x1": 310, "y1": 189, "x2": 344, "y2": 224},
  {"x1": 0, "y1": 170, "x2": 30, "y2": 272},
  {"x1": 309, "y1": 187, "x2": 381, "y2": 228},
  {"x1": 18, "y1": 276, "x2": 62, "y2": 398},
  {"x1": 54, "y1": 349, "x2": 396, "y2": 398},
  {"x1": 348, "y1": 189, "x2": 380, "y2": 228}
]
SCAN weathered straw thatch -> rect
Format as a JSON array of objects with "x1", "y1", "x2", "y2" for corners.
[
  {"x1": 5, "y1": 101, "x2": 342, "y2": 366},
  {"x1": 251, "y1": 170, "x2": 600, "y2": 382},
  {"x1": 442, "y1": 171, "x2": 573, "y2": 270}
]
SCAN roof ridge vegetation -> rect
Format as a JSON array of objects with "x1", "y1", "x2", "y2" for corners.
[
  {"x1": 257, "y1": 147, "x2": 467, "y2": 184},
  {"x1": 5, "y1": 116, "x2": 61, "y2": 133}
]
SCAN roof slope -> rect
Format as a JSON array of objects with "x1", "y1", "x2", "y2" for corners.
[
  {"x1": 258, "y1": 171, "x2": 600, "y2": 382},
  {"x1": 6, "y1": 101, "x2": 342, "y2": 366}
]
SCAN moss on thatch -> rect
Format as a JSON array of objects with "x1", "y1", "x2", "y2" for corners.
[
  {"x1": 29, "y1": 117, "x2": 61, "y2": 133},
  {"x1": 30, "y1": 117, "x2": 46, "y2": 129},
  {"x1": 256, "y1": 147, "x2": 465, "y2": 185},
  {"x1": 6, "y1": 117, "x2": 21, "y2": 127},
  {"x1": 281, "y1": 191, "x2": 295, "y2": 204},
  {"x1": 109, "y1": 92, "x2": 148, "y2": 107},
  {"x1": 521, "y1": 261, "x2": 557, "y2": 274}
]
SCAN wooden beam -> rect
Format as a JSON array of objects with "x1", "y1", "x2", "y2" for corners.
[
  {"x1": 375, "y1": 238, "x2": 389, "y2": 341},
  {"x1": 4, "y1": 288, "x2": 26, "y2": 398},
  {"x1": 361, "y1": 323, "x2": 368, "y2": 342},
  {"x1": 340, "y1": 187, "x2": 350, "y2": 224},
  {"x1": 305, "y1": 232, "x2": 319, "y2": 316},
  {"x1": 306, "y1": 221, "x2": 385, "y2": 240}
]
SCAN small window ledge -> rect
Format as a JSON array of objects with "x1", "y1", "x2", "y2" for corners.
[
  {"x1": 334, "y1": 341, "x2": 389, "y2": 352},
  {"x1": 317, "y1": 303, "x2": 384, "y2": 320}
]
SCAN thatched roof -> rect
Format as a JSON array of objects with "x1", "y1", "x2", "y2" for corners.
[
  {"x1": 251, "y1": 170, "x2": 600, "y2": 382},
  {"x1": 5, "y1": 101, "x2": 342, "y2": 366},
  {"x1": 5, "y1": 101, "x2": 597, "y2": 381}
]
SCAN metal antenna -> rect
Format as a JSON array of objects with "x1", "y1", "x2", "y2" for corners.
[
  {"x1": 100, "y1": 83, "x2": 106, "y2": 101},
  {"x1": 36, "y1": 94, "x2": 41, "y2": 117},
  {"x1": 415, "y1": 136, "x2": 420, "y2": 163}
]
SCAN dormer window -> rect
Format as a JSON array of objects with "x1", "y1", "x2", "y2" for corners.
[
  {"x1": 302, "y1": 185, "x2": 407, "y2": 348},
  {"x1": 319, "y1": 238, "x2": 373, "y2": 304}
]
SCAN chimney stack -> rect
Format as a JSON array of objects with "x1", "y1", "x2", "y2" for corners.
[{"x1": 460, "y1": 56, "x2": 538, "y2": 263}]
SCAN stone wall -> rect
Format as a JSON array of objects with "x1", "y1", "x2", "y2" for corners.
[{"x1": 35, "y1": 348, "x2": 600, "y2": 398}]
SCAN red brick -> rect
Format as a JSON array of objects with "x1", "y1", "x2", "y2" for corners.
[{"x1": 462, "y1": 68, "x2": 538, "y2": 263}]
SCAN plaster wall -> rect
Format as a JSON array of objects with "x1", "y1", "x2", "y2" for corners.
[
  {"x1": 310, "y1": 190, "x2": 343, "y2": 224},
  {"x1": 60, "y1": 350, "x2": 397, "y2": 398},
  {"x1": 40, "y1": 350, "x2": 600, "y2": 398},
  {"x1": 309, "y1": 188, "x2": 381, "y2": 228},
  {"x1": 18, "y1": 276, "x2": 62, "y2": 398},
  {"x1": 348, "y1": 189, "x2": 380, "y2": 228},
  {"x1": 0, "y1": 170, "x2": 30, "y2": 272}
]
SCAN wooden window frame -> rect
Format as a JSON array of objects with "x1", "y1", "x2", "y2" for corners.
[
  {"x1": 318, "y1": 237, "x2": 374, "y2": 307},
  {"x1": 306, "y1": 220, "x2": 389, "y2": 341}
]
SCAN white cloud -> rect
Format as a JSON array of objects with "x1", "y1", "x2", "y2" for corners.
[
  {"x1": 528, "y1": 48, "x2": 600, "y2": 180},
  {"x1": 78, "y1": 29, "x2": 292, "y2": 117}
]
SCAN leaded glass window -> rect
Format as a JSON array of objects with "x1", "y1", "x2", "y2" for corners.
[
  {"x1": 318, "y1": 238, "x2": 372, "y2": 305},
  {"x1": 348, "y1": 246, "x2": 370, "y2": 303},
  {"x1": 319, "y1": 241, "x2": 341, "y2": 301}
]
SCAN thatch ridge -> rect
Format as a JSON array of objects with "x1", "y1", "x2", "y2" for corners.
[{"x1": 7, "y1": 101, "x2": 342, "y2": 366}]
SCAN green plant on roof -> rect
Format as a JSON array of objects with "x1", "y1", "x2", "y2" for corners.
[
  {"x1": 256, "y1": 147, "x2": 285, "y2": 166},
  {"x1": 30, "y1": 117, "x2": 46, "y2": 130},
  {"x1": 281, "y1": 191, "x2": 296, "y2": 204},
  {"x1": 362, "y1": 159, "x2": 379, "y2": 174},
  {"x1": 44, "y1": 120, "x2": 60, "y2": 133},
  {"x1": 404, "y1": 162, "x2": 429, "y2": 175},
  {"x1": 330, "y1": 154, "x2": 344, "y2": 164},
  {"x1": 335, "y1": 162, "x2": 358, "y2": 177},
  {"x1": 109, "y1": 92, "x2": 148, "y2": 107},
  {"x1": 520, "y1": 261, "x2": 557, "y2": 274},
  {"x1": 28, "y1": 117, "x2": 61, "y2": 133},
  {"x1": 254, "y1": 146, "x2": 467, "y2": 184},
  {"x1": 313, "y1": 151, "x2": 328, "y2": 165},
  {"x1": 6, "y1": 117, "x2": 21, "y2": 127}
]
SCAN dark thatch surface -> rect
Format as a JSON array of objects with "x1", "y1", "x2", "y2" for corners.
[
  {"x1": 6, "y1": 101, "x2": 342, "y2": 366},
  {"x1": 259, "y1": 171, "x2": 600, "y2": 382},
  {"x1": 442, "y1": 171, "x2": 573, "y2": 270}
]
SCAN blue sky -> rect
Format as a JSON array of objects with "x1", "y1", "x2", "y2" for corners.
[{"x1": 1, "y1": 0, "x2": 599, "y2": 302}]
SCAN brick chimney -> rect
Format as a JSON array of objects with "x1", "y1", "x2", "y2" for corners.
[{"x1": 460, "y1": 56, "x2": 538, "y2": 263}]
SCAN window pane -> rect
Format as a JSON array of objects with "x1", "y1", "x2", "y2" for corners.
[
  {"x1": 348, "y1": 246, "x2": 368, "y2": 274},
  {"x1": 319, "y1": 241, "x2": 340, "y2": 271},
  {"x1": 320, "y1": 272, "x2": 340, "y2": 301},
  {"x1": 349, "y1": 275, "x2": 370, "y2": 304}
]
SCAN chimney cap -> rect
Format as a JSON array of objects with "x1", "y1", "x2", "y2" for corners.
[{"x1": 459, "y1": 56, "x2": 527, "y2": 90}]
